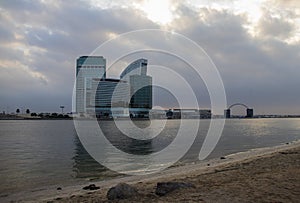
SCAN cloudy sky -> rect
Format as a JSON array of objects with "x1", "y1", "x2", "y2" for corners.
[{"x1": 0, "y1": 0, "x2": 299, "y2": 115}]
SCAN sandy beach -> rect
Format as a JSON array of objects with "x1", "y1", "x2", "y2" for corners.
[{"x1": 5, "y1": 140, "x2": 300, "y2": 203}]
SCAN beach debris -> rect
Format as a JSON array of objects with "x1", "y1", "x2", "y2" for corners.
[
  {"x1": 82, "y1": 184, "x2": 100, "y2": 190},
  {"x1": 279, "y1": 151, "x2": 298, "y2": 155},
  {"x1": 107, "y1": 183, "x2": 138, "y2": 200},
  {"x1": 56, "y1": 187, "x2": 62, "y2": 190},
  {"x1": 155, "y1": 182, "x2": 195, "y2": 196}
]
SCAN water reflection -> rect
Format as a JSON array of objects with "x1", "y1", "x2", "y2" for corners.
[
  {"x1": 98, "y1": 119, "x2": 179, "y2": 155},
  {"x1": 72, "y1": 118, "x2": 300, "y2": 178},
  {"x1": 72, "y1": 135, "x2": 119, "y2": 180},
  {"x1": 0, "y1": 119, "x2": 300, "y2": 195}
]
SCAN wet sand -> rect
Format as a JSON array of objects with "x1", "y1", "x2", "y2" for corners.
[{"x1": 5, "y1": 140, "x2": 300, "y2": 202}]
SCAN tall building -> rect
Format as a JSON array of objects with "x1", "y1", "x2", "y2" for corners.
[
  {"x1": 75, "y1": 56, "x2": 152, "y2": 118},
  {"x1": 75, "y1": 56, "x2": 106, "y2": 113},
  {"x1": 91, "y1": 78, "x2": 130, "y2": 117},
  {"x1": 120, "y1": 58, "x2": 148, "y2": 79},
  {"x1": 120, "y1": 59, "x2": 152, "y2": 118},
  {"x1": 129, "y1": 75, "x2": 152, "y2": 108}
]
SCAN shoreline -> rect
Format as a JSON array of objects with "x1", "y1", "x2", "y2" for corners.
[
  {"x1": 3, "y1": 140, "x2": 300, "y2": 202},
  {"x1": 1, "y1": 117, "x2": 300, "y2": 121}
]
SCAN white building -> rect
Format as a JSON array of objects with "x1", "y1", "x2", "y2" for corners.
[
  {"x1": 75, "y1": 56, "x2": 106, "y2": 114},
  {"x1": 75, "y1": 57, "x2": 152, "y2": 118}
]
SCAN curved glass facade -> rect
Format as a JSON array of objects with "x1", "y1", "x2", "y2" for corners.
[
  {"x1": 75, "y1": 56, "x2": 152, "y2": 118},
  {"x1": 120, "y1": 59, "x2": 152, "y2": 111},
  {"x1": 120, "y1": 59, "x2": 148, "y2": 79},
  {"x1": 92, "y1": 78, "x2": 129, "y2": 108}
]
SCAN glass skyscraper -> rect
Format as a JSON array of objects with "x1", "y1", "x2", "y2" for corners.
[
  {"x1": 75, "y1": 56, "x2": 152, "y2": 118},
  {"x1": 75, "y1": 56, "x2": 106, "y2": 113},
  {"x1": 120, "y1": 59, "x2": 152, "y2": 117}
]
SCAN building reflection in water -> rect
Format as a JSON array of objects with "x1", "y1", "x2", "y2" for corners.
[
  {"x1": 72, "y1": 135, "x2": 119, "y2": 180},
  {"x1": 72, "y1": 119, "x2": 179, "y2": 178}
]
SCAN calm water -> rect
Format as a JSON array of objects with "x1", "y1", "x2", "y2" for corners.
[{"x1": 0, "y1": 118, "x2": 300, "y2": 196}]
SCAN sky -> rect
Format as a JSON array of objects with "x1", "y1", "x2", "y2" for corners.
[{"x1": 0, "y1": 0, "x2": 299, "y2": 115}]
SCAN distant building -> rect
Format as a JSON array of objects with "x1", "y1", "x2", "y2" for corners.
[
  {"x1": 165, "y1": 109, "x2": 212, "y2": 119},
  {"x1": 150, "y1": 109, "x2": 167, "y2": 119},
  {"x1": 166, "y1": 109, "x2": 174, "y2": 119},
  {"x1": 199, "y1": 109, "x2": 212, "y2": 119},
  {"x1": 75, "y1": 56, "x2": 106, "y2": 113},
  {"x1": 246, "y1": 108, "x2": 254, "y2": 118},
  {"x1": 120, "y1": 59, "x2": 152, "y2": 118},
  {"x1": 90, "y1": 78, "x2": 130, "y2": 118},
  {"x1": 75, "y1": 57, "x2": 152, "y2": 118},
  {"x1": 120, "y1": 58, "x2": 148, "y2": 79},
  {"x1": 129, "y1": 75, "x2": 152, "y2": 109},
  {"x1": 224, "y1": 109, "x2": 231, "y2": 118}
]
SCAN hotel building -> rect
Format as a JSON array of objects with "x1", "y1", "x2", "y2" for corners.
[
  {"x1": 75, "y1": 56, "x2": 152, "y2": 118},
  {"x1": 75, "y1": 56, "x2": 106, "y2": 113}
]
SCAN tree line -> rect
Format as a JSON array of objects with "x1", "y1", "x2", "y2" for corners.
[{"x1": 15, "y1": 108, "x2": 70, "y2": 118}]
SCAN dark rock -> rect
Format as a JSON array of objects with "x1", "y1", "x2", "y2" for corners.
[
  {"x1": 107, "y1": 183, "x2": 138, "y2": 200},
  {"x1": 207, "y1": 163, "x2": 210, "y2": 166},
  {"x1": 56, "y1": 187, "x2": 62, "y2": 190},
  {"x1": 220, "y1": 156, "x2": 226, "y2": 159},
  {"x1": 82, "y1": 184, "x2": 100, "y2": 190},
  {"x1": 155, "y1": 182, "x2": 195, "y2": 196}
]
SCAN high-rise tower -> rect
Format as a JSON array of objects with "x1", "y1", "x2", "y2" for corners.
[
  {"x1": 75, "y1": 56, "x2": 106, "y2": 113},
  {"x1": 120, "y1": 59, "x2": 152, "y2": 117}
]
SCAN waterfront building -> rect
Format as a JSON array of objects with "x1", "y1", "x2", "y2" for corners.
[
  {"x1": 149, "y1": 109, "x2": 167, "y2": 119},
  {"x1": 165, "y1": 109, "x2": 212, "y2": 119},
  {"x1": 120, "y1": 59, "x2": 152, "y2": 118},
  {"x1": 75, "y1": 56, "x2": 106, "y2": 113},
  {"x1": 90, "y1": 78, "x2": 130, "y2": 118},
  {"x1": 75, "y1": 57, "x2": 153, "y2": 118},
  {"x1": 120, "y1": 58, "x2": 148, "y2": 80},
  {"x1": 246, "y1": 108, "x2": 254, "y2": 118},
  {"x1": 199, "y1": 109, "x2": 212, "y2": 119},
  {"x1": 128, "y1": 75, "x2": 152, "y2": 109}
]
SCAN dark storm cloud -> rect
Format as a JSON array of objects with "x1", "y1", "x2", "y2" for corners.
[
  {"x1": 0, "y1": 0, "x2": 158, "y2": 112},
  {"x1": 0, "y1": 1, "x2": 155, "y2": 110},
  {"x1": 169, "y1": 3, "x2": 300, "y2": 114}
]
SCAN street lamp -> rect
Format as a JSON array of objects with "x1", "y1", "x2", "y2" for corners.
[{"x1": 60, "y1": 106, "x2": 65, "y2": 114}]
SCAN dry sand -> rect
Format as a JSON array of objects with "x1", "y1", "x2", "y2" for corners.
[{"x1": 6, "y1": 141, "x2": 300, "y2": 203}]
